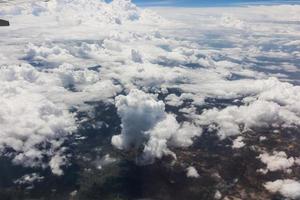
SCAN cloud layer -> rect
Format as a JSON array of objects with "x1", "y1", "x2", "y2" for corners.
[{"x1": 0, "y1": 2, "x2": 300, "y2": 198}]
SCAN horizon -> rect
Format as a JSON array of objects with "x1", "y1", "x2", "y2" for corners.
[{"x1": 132, "y1": 0, "x2": 300, "y2": 7}]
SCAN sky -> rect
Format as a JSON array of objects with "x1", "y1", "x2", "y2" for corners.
[{"x1": 132, "y1": 0, "x2": 300, "y2": 7}]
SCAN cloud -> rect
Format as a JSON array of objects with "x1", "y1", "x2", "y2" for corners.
[
  {"x1": 232, "y1": 136, "x2": 245, "y2": 149},
  {"x1": 264, "y1": 179, "x2": 300, "y2": 199},
  {"x1": 14, "y1": 173, "x2": 44, "y2": 186},
  {"x1": 49, "y1": 153, "x2": 68, "y2": 176},
  {"x1": 165, "y1": 94, "x2": 183, "y2": 107},
  {"x1": 196, "y1": 82, "x2": 300, "y2": 139},
  {"x1": 214, "y1": 190, "x2": 222, "y2": 199},
  {"x1": 186, "y1": 166, "x2": 199, "y2": 178},
  {"x1": 0, "y1": 64, "x2": 77, "y2": 174},
  {"x1": 258, "y1": 151, "x2": 295, "y2": 173},
  {"x1": 112, "y1": 89, "x2": 201, "y2": 164},
  {"x1": 1, "y1": 0, "x2": 300, "y2": 180},
  {"x1": 111, "y1": 89, "x2": 166, "y2": 150}
]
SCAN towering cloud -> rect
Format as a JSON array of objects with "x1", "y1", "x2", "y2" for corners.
[
  {"x1": 112, "y1": 89, "x2": 166, "y2": 150},
  {"x1": 112, "y1": 89, "x2": 201, "y2": 164}
]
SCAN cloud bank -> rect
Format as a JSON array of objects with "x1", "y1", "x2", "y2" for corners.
[{"x1": 0, "y1": 3, "x2": 300, "y2": 197}]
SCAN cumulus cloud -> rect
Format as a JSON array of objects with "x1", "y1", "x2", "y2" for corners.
[
  {"x1": 186, "y1": 166, "x2": 199, "y2": 178},
  {"x1": 232, "y1": 136, "x2": 245, "y2": 149},
  {"x1": 112, "y1": 89, "x2": 201, "y2": 164},
  {"x1": 1, "y1": 0, "x2": 300, "y2": 181},
  {"x1": 214, "y1": 190, "x2": 222, "y2": 199},
  {"x1": 111, "y1": 89, "x2": 166, "y2": 150},
  {"x1": 14, "y1": 173, "x2": 44, "y2": 185},
  {"x1": 0, "y1": 63, "x2": 119, "y2": 175},
  {"x1": 49, "y1": 153, "x2": 68, "y2": 176},
  {"x1": 0, "y1": 0, "x2": 166, "y2": 175},
  {"x1": 197, "y1": 97, "x2": 300, "y2": 139},
  {"x1": 0, "y1": 0, "x2": 141, "y2": 25},
  {"x1": 264, "y1": 179, "x2": 300, "y2": 199},
  {"x1": 141, "y1": 114, "x2": 179, "y2": 163},
  {"x1": 258, "y1": 151, "x2": 295, "y2": 173},
  {"x1": 165, "y1": 94, "x2": 183, "y2": 107},
  {"x1": 0, "y1": 64, "x2": 76, "y2": 174}
]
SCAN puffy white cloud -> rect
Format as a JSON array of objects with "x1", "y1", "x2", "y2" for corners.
[
  {"x1": 170, "y1": 122, "x2": 201, "y2": 148},
  {"x1": 0, "y1": 61, "x2": 121, "y2": 174},
  {"x1": 259, "y1": 136, "x2": 267, "y2": 141},
  {"x1": 111, "y1": 89, "x2": 165, "y2": 150},
  {"x1": 49, "y1": 153, "x2": 67, "y2": 176},
  {"x1": 232, "y1": 136, "x2": 245, "y2": 149},
  {"x1": 141, "y1": 114, "x2": 179, "y2": 163},
  {"x1": 197, "y1": 97, "x2": 300, "y2": 139},
  {"x1": 1, "y1": 0, "x2": 300, "y2": 178},
  {"x1": 141, "y1": 114, "x2": 201, "y2": 164},
  {"x1": 186, "y1": 166, "x2": 199, "y2": 178},
  {"x1": 214, "y1": 190, "x2": 222, "y2": 200},
  {"x1": 14, "y1": 173, "x2": 44, "y2": 185},
  {"x1": 164, "y1": 93, "x2": 204, "y2": 108},
  {"x1": 165, "y1": 94, "x2": 183, "y2": 107},
  {"x1": 112, "y1": 89, "x2": 201, "y2": 164},
  {"x1": 264, "y1": 179, "x2": 300, "y2": 199},
  {"x1": 0, "y1": 0, "x2": 141, "y2": 25},
  {"x1": 258, "y1": 151, "x2": 295, "y2": 173},
  {"x1": 0, "y1": 64, "x2": 76, "y2": 174}
]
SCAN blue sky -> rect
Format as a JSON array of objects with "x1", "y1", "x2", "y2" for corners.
[{"x1": 132, "y1": 0, "x2": 300, "y2": 7}]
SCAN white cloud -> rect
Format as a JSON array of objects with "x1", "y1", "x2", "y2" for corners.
[
  {"x1": 0, "y1": 64, "x2": 76, "y2": 174},
  {"x1": 1, "y1": 0, "x2": 300, "y2": 178},
  {"x1": 197, "y1": 95, "x2": 300, "y2": 139},
  {"x1": 258, "y1": 151, "x2": 295, "y2": 172},
  {"x1": 186, "y1": 166, "x2": 199, "y2": 178},
  {"x1": 112, "y1": 89, "x2": 201, "y2": 164},
  {"x1": 49, "y1": 153, "x2": 67, "y2": 176},
  {"x1": 165, "y1": 94, "x2": 183, "y2": 107},
  {"x1": 264, "y1": 179, "x2": 300, "y2": 199},
  {"x1": 232, "y1": 136, "x2": 245, "y2": 149},
  {"x1": 220, "y1": 14, "x2": 247, "y2": 30},
  {"x1": 141, "y1": 114, "x2": 179, "y2": 163},
  {"x1": 14, "y1": 173, "x2": 44, "y2": 185},
  {"x1": 214, "y1": 190, "x2": 222, "y2": 199},
  {"x1": 111, "y1": 89, "x2": 165, "y2": 150},
  {"x1": 170, "y1": 122, "x2": 201, "y2": 148}
]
